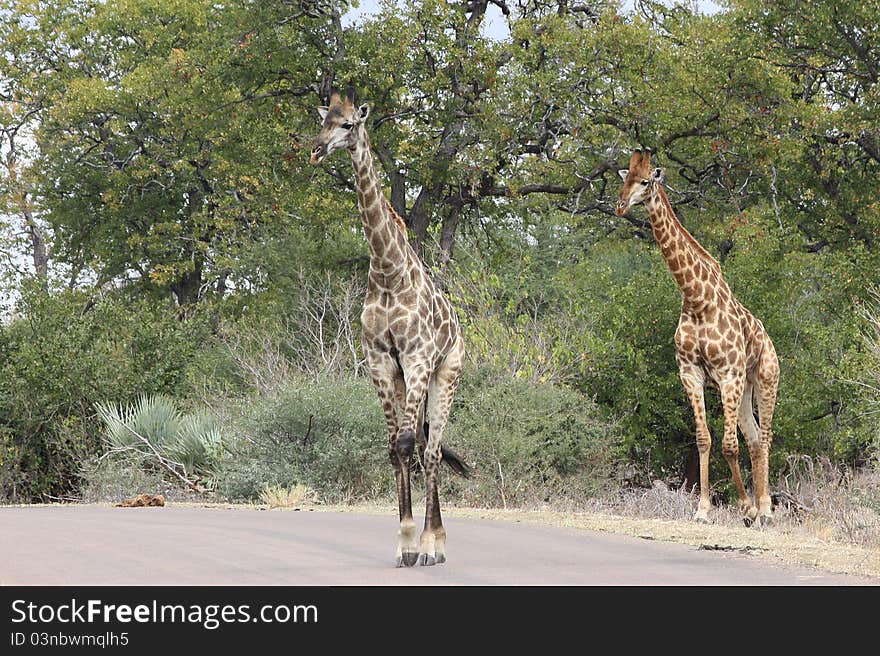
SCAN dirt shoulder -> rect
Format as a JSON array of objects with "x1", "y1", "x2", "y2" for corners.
[{"x1": 239, "y1": 502, "x2": 880, "y2": 579}]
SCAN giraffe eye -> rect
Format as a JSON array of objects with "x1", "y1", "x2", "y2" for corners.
[
  {"x1": 342, "y1": 122, "x2": 354, "y2": 130},
  {"x1": 640, "y1": 179, "x2": 650, "y2": 185}
]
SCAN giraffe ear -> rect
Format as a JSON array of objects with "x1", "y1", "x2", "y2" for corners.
[
  {"x1": 618, "y1": 169, "x2": 629, "y2": 181},
  {"x1": 357, "y1": 103, "x2": 370, "y2": 122},
  {"x1": 317, "y1": 106, "x2": 329, "y2": 120},
  {"x1": 652, "y1": 167, "x2": 665, "y2": 183}
]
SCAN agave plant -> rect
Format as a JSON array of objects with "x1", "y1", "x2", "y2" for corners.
[
  {"x1": 167, "y1": 411, "x2": 224, "y2": 475},
  {"x1": 95, "y1": 395, "x2": 224, "y2": 485}
]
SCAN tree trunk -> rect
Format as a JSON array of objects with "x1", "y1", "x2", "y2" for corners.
[
  {"x1": 170, "y1": 258, "x2": 204, "y2": 306},
  {"x1": 22, "y1": 201, "x2": 49, "y2": 289},
  {"x1": 438, "y1": 200, "x2": 462, "y2": 274}
]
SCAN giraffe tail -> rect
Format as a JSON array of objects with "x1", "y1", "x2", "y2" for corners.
[{"x1": 440, "y1": 444, "x2": 473, "y2": 478}]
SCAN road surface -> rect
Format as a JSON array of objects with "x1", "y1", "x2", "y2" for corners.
[{"x1": 0, "y1": 505, "x2": 874, "y2": 585}]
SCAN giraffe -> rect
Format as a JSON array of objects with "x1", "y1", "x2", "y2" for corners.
[
  {"x1": 309, "y1": 89, "x2": 472, "y2": 566},
  {"x1": 616, "y1": 150, "x2": 780, "y2": 526}
]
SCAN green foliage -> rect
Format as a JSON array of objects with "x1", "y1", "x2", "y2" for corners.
[
  {"x1": 446, "y1": 364, "x2": 622, "y2": 507},
  {"x1": 719, "y1": 211, "x2": 876, "y2": 465},
  {"x1": 2, "y1": 0, "x2": 879, "y2": 507},
  {"x1": 95, "y1": 394, "x2": 223, "y2": 479},
  {"x1": 1, "y1": 0, "x2": 355, "y2": 303},
  {"x1": 0, "y1": 286, "x2": 210, "y2": 501},
  {"x1": 214, "y1": 375, "x2": 391, "y2": 503},
  {"x1": 562, "y1": 239, "x2": 690, "y2": 481},
  {"x1": 732, "y1": 0, "x2": 880, "y2": 248}
]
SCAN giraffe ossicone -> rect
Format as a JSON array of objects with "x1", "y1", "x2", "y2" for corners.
[
  {"x1": 617, "y1": 149, "x2": 780, "y2": 527},
  {"x1": 310, "y1": 88, "x2": 471, "y2": 567}
]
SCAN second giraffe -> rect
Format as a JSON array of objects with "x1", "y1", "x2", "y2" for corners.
[{"x1": 616, "y1": 149, "x2": 780, "y2": 527}]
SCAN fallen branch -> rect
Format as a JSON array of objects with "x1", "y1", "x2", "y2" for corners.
[{"x1": 107, "y1": 423, "x2": 207, "y2": 494}]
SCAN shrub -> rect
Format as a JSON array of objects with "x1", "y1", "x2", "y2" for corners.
[
  {"x1": 259, "y1": 483, "x2": 319, "y2": 508},
  {"x1": 213, "y1": 375, "x2": 391, "y2": 503},
  {"x1": 0, "y1": 287, "x2": 211, "y2": 502},
  {"x1": 444, "y1": 364, "x2": 622, "y2": 508},
  {"x1": 78, "y1": 454, "x2": 201, "y2": 504},
  {"x1": 772, "y1": 455, "x2": 880, "y2": 548},
  {"x1": 95, "y1": 394, "x2": 224, "y2": 491}
]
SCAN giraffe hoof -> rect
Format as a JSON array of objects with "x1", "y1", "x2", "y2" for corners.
[
  {"x1": 759, "y1": 515, "x2": 771, "y2": 528},
  {"x1": 417, "y1": 553, "x2": 436, "y2": 567},
  {"x1": 743, "y1": 516, "x2": 754, "y2": 528},
  {"x1": 396, "y1": 552, "x2": 419, "y2": 568},
  {"x1": 434, "y1": 553, "x2": 446, "y2": 564}
]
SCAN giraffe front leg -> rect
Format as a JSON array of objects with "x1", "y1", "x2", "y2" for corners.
[
  {"x1": 365, "y1": 349, "x2": 418, "y2": 567},
  {"x1": 396, "y1": 357, "x2": 432, "y2": 567},
  {"x1": 393, "y1": 426, "x2": 419, "y2": 567},
  {"x1": 392, "y1": 370, "x2": 419, "y2": 567},
  {"x1": 680, "y1": 367, "x2": 712, "y2": 523}
]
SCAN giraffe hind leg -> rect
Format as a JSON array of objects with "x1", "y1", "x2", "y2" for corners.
[
  {"x1": 418, "y1": 339, "x2": 464, "y2": 565},
  {"x1": 755, "y1": 345, "x2": 779, "y2": 527},
  {"x1": 737, "y1": 380, "x2": 761, "y2": 527}
]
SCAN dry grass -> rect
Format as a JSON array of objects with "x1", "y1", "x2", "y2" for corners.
[
  {"x1": 258, "y1": 483, "x2": 319, "y2": 509},
  {"x1": 300, "y1": 456, "x2": 880, "y2": 579},
  {"x1": 174, "y1": 456, "x2": 880, "y2": 579},
  {"x1": 771, "y1": 455, "x2": 880, "y2": 548},
  {"x1": 523, "y1": 456, "x2": 880, "y2": 550},
  {"x1": 301, "y1": 497, "x2": 880, "y2": 579}
]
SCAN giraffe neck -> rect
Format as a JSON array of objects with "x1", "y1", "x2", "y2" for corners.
[
  {"x1": 349, "y1": 133, "x2": 409, "y2": 281},
  {"x1": 644, "y1": 185, "x2": 721, "y2": 305}
]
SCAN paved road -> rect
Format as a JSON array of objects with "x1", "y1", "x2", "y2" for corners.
[{"x1": 0, "y1": 505, "x2": 874, "y2": 585}]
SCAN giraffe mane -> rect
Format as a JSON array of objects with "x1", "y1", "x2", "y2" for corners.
[
  {"x1": 632, "y1": 150, "x2": 721, "y2": 273},
  {"x1": 655, "y1": 187, "x2": 722, "y2": 272},
  {"x1": 384, "y1": 198, "x2": 408, "y2": 235}
]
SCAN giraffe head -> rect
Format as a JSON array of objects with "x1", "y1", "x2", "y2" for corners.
[
  {"x1": 310, "y1": 90, "x2": 370, "y2": 165},
  {"x1": 615, "y1": 150, "x2": 664, "y2": 216}
]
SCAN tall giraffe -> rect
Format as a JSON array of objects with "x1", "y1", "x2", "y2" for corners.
[
  {"x1": 616, "y1": 150, "x2": 780, "y2": 526},
  {"x1": 310, "y1": 90, "x2": 471, "y2": 566}
]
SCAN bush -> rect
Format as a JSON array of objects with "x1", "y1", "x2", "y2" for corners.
[
  {"x1": 444, "y1": 364, "x2": 622, "y2": 508},
  {"x1": 0, "y1": 286, "x2": 211, "y2": 502},
  {"x1": 214, "y1": 375, "x2": 391, "y2": 503},
  {"x1": 95, "y1": 394, "x2": 224, "y2": 490},
  {"x1": 78, "y1": 454, "x2": 202, "y2": 504},
  {"x1": 773, "y1": 455, "x2": 880, "y2": 548}
]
